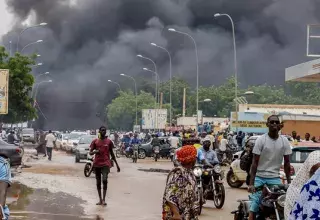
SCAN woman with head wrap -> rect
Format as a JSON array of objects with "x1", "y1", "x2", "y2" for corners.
[
  {"x1": 162, "y1": 145, "x2": 199, "y2": 220},
  {"x1": 288, "y1": 164, "x2": 320, "y2": 220},
  {"x1": 0, "y1": 155, "x2": 11, "y2": 219},
  {"x1": 284, "y1": 150, "x2": 320, "y2": 219}
]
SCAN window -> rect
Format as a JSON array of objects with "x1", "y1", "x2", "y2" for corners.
[{"x1": 290, "y1": 150, "x2": 313, "y2": 163}]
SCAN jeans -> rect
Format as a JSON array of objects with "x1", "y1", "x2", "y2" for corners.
[{"x1": 46, "y1": 147, "x2": 53, "y2": 160}]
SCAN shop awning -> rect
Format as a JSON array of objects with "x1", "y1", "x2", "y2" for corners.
[{"x1": 285, "y1": 58, "x2": 320, "y2": 82}]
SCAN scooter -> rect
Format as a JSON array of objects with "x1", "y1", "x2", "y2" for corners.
[
  {"x1": 226, "y1": 151, "x2": 248, "y2": 188},
  {"x1": 84, "y1": 153, "x2": 95, "y2": 177}
]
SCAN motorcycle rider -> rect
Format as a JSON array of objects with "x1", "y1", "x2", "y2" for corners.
[
  {"x1": 129, "y1": 133, "x2": 141, "y2": 145},
  {"x1": 0, "y1": 154, "x2": 11, "y2": 219},
  {"x1": 89, "y1": 126, "x2": 120, "y2": 206},
  {"x1": 248, "y1": 115, "x2": 292, "y2": 220},
  {"x1": 7, "y1": 131, "x2": 16, "y2": 144},
  {"x1": 197, "y1": 137, "x2": 219, "y2": 166}
]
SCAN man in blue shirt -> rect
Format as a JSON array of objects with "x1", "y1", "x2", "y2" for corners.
[
  {"x1": 129, "y1": 133, "x2": 141, "y2": 145},
  {"x1": 197, "y1": 137, "x2": 219, "y2": 165}
]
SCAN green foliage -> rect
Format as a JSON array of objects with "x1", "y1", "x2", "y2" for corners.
[
  {"x1": 107, "y1": 73, "x2": 320, "y2": 129},
  {"x1": 107, "y1": 91, "x2": 156, "y2": 130},
  {"x1": 0, "y1": 47, "x2": 37, "y2": 123}
]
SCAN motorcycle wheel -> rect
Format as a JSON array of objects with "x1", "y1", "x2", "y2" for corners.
[
  {"x1": 116, "y1": 149, "x2": 120, "y2": 158},
  {"x1": 84, "y1": 164, "x2": 92, "y2": 177},
  {"x1": 138, "y1": 150, "x2": 146, "y2": 159},
  {"x1": 227, "y1": 170, "x2": 244, "y2": 188},
  {"x1": 213, "y1": 183, "x2": 225, "y2": 209}
]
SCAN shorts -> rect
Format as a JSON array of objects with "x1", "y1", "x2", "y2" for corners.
[
  {"x1": 95, "y1": 166, "x2": 110, "y2": 182},
  {"x1": 249, "y1": 176, "x2": 281, "y2": 213}
]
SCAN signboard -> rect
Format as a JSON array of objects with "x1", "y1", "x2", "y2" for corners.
[
  {"x1": 133, "y1": 125, "x2": 141, "y2": 133},
  {"x1": 0, "y1": 69, "x2": 9, "y2": 114},
  {"x1": 230, "y1": 112, "x2": 270, "y2": 133},
  {"x1": 142, "y1": 109, "x2": 167, "y2": 129}
]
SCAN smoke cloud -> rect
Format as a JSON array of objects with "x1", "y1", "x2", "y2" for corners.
[{"x1": 2, "y1": 0, "x2": 319, "y2": 129}]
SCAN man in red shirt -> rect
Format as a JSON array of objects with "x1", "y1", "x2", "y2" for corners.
[{"x1": 90, "y1": 126, "x2": 120, "y2": 206}]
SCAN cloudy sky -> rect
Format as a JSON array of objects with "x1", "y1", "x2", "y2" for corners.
[{"x1": 0, "y1": 2, "x2": 13, "y2": 37}]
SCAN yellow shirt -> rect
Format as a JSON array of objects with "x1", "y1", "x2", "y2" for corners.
[{"x1": 193, "y1": 143, "x2": 202, "y2": 149}]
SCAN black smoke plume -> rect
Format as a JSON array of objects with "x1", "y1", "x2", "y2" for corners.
[{"x1": 2, "y1": 0, "x2": 319, "y2": 129}]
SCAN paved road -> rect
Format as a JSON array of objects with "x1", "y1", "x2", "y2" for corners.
[{"x1": 12, "y1": 150, "x2": 249, "y2": 219}]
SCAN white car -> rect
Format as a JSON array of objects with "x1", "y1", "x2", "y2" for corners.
[{"x1": 55, "y1": 133, "x2": 70, "y2": 150}]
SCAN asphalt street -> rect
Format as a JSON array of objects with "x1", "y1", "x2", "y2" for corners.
[{"x1": 9, "y1": 149, "x2": 248, "y2": 219}]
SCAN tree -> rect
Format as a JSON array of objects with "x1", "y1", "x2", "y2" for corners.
[
  {"x1": 107, "y1": 91, "x2": 156, "y2": 130},
  {"x1": 0, "y1": 47, "x2": 37, "y2": 124}
]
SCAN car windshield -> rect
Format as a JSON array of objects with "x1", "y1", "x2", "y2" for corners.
[
  {"x1": 22, "y1": 129, "x2": 34, "y2": 134},
  {"x1": 68, "y1": 133, "x2": 82, "y2": 139},
  {"x1": 290, "y1": 149, "x2": 315, "y2": 163},
  {"x1": 79, "y1": 136, "x2": 95, "y2": 144}
]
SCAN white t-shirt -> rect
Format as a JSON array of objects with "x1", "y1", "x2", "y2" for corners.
[
  {"x1": 169, "y1": 136, "x2": 179, "y2": 148},
  {"x1": 45, "y1": 133, "x2": 56, "y2": 148},
  {"x1": 220, "y1": 138, "x2": 228, "y2": 151}
]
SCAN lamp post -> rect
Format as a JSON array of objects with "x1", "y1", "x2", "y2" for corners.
[
  {"x1": 16, "y1": 23, "x2": 47, "y2": 52},
  {"x1": 214, "y1": 13, "x2": 238, "y2": 100},
  {"x1": 136, "y1": 54, "x2": 159, "y2": 104},
  {"x1": 107, "y1": 80, "x2": 121, "y2": 90},
  {"x1": 33, "y1": 80, "x2": 53, "y2": 101},
  {"x1": 150, "y1": 42, "x2": 173, "y2": 127},
  {"x1": 36, "y1": 71, "x2": 49, "y2": 80},
  {"x1": 31, "y1": 63, "x2": 43, "y2": 68},
  {"x1": 21, "y1": 40, "x2": 43, "y2": 53},
  {"x1": 168, "y1": 28, "x2": 199, "y2": 133},
  {"x1": 120, "y1": 74, "x2": 138, "y2": 125}
]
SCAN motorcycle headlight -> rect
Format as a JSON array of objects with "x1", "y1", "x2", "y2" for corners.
[
  {"x1": 277, "y1": 194, "x2": 286, "y2": 208},
  {"x1": 193, "y1": 167, "x2": 203, "y2": 177},
  {"x1": 213, "y1": 165, "x2": 222, "y2": 173}
]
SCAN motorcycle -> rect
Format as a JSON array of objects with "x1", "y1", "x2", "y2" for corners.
[
  {"x1": 194, "y1": 164, "x2": 226, "y2": 212},
  {"x1": 115, "y1": 143, "x2": 126, "y2": 158},
  {"x1": 153, "y1": 145, "x2": 160, "y2": 162},
  {"x1": 132, "y1": 144, "x2": 139, "y2": 163},
  {"x1": 84, "y1": 153, "x2": 95, "y2": 177},
  {"x1": 232, "y1": 184, "x2": 288, "y2": 220},
  {"x1": 193, "y1": 165, "x2": 204, "y2": 215}
]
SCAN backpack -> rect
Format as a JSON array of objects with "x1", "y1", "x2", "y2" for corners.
[{"x1": 239, "y1": 135, "x2": 285, "y2": 172}]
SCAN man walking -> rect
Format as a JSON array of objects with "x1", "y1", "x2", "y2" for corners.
[
  {"x1": 45, "y1": 130, "x2": 56, "y2": 161},
  {"x1": 90, "y1": 126, "x2": 120, "y2": 206},
  {"x1": 248, "y1": 115, "x2": 292, "y2": 220}
]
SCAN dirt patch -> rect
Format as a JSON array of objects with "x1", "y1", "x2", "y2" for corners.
[{"x1": 23, "y1": 165, "x2": 77, "y2": 175}]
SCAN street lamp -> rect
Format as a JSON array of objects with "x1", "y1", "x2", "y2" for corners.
[
  {"x1": 143, "y1": 67, "x2": 159, "y2": 109},
  {"x1": 136, "y1": 54, "x2": 159, "y2": 103},
  {"x1": 33, "y1": 79, "x2": 53, "y2": 101},
  {"x1": 203, "y1": 98, "x2": 212, "y2": 102},
  {"x1": 150, "y1": 42, "x2": 173, "y2": 126},
  {"x1": 36, "y1": 71, "x2": 50, "y2": 80},
  {"x1": 120, "y1": 74, "x2": 138, "y2": 125},
  {"x1": 31, "y1": 63, "x2": 43, "y2": 68},
  {"x1": 36, "y1": 54, "x2": 41, "y2": 57},
  {"x1": 16, "y1": 23, "x2": 47, "y2": 52},
  {"x1": 107, "y1": 80, "x2": 121, "y2": 90},
  {"x1": 214, "y1": 13, "x2": 238, "y2": 99},
  {"x1": 21, "y1": 40, "x2": 43, "y2": 53},
  {"x1": 168, "y1": 28, "x2": 199, "y2": 132}
]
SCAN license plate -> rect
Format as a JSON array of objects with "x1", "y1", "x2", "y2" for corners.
[{"x1": 155, "y1": 150, "x2": 160, "y2": 153}]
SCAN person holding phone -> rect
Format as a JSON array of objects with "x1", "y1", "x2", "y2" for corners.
[{"x1": 90, "y1": 126, "x2": 120, "y2": 206}]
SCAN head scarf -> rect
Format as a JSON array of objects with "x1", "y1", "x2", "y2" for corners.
[
  {"x1": 176, "y1": 145, "x2": 197, "y2": 165},
  {"x1": 289, "y1": 168, "x2": 320, "y2": 220},
  {"x1": 284, "y1": 151, "x2": 320, "y2": 219}
]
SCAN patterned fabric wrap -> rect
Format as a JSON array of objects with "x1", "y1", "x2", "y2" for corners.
[
  {"x1": 162, "y1": 167, "x2": 199, "y2": 220},
  {"x1": 0, "y1": 157, "x2": 11, "y2": 186},
  {"x1": 289, "y1": 168, "x2": 320, "y2": 220},
  {"x1": 176, "y1": 145, "x2": 197, "y2": 165}
]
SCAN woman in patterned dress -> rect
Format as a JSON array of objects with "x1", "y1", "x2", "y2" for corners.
[
  {"x1": 162, "y1": 145, "x2": 199, "y2": 220},
  {"x1": 284, "y1": 151, "x2": 320, "y2": 219},
  {"x1": 289, "y1": 164, "x2": 320, "y2": 220}
]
